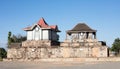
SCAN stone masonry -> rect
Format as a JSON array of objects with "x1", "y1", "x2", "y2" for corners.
[
  {"x1": 7, "y1": 45, "x2": 108, "y2": 60},
  {"x1": 7, "y1": 23, "x2": 109, "y2": 60}
]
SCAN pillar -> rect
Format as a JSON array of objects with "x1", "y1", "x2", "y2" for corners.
[
  {"x1": 92, "y1": 32, "x2": 96, "y2": 39},
  {"x1": 86, "y1": 32, "x2": 89, "y2": 39},
  {"x1": 94, "y1": 32, "x2": 96, "y2": 39}
]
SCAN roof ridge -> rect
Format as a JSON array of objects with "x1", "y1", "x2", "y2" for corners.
[{"x1": 37, "y1": 18, "x2": 49, "y2": 28}]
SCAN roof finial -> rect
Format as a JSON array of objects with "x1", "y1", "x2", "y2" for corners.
[{"x1": 41, "y1": 17, "x2": 44, "y2": 19}]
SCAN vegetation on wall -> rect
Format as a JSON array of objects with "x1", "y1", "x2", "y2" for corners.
[{"x1": 7, "y1": 31, "x2": 27, "y2": 48}]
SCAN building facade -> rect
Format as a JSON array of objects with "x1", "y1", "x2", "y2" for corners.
[
  {"x1": 61, "y1": 23, "x2": 108, "y2": 57},
  {"x1": 66, "y1": 23, "x2": 96, "y2": 42},
  {"x1": 7, "y1": 19, "x2": 109, "y2": 61},
  {"x1": 22, "y1": 18, "x2": 60, "y2": 47},
  {"x1": 24, "y1": 18, "x2": 60, "y2": 41}
]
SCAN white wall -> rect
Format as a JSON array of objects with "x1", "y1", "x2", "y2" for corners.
[
  {"x1": 26, "y1": 25, "x2": 59, "y2": 41},
  {"x1": 27, "y1": 31, "x2": 33, "y2": 40},
  {"x1": 27, "y1": 26, "x2": 42, "y2": 40},
  {"x1": 43, "y1": 30, "x2": 49, "y2": 40},
  {"x1": 43, "y1": 30, "x2": 58, "y2": 41}
]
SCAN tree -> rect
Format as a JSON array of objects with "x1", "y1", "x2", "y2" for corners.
[
  {"x1": 7, "y1": 31, "x2": 26, "y2": 43},
  {"x1": 8, "y1": 31, "x2": 12, "y2": 46},
  {"x1": 11, "y1": 34, "x2": 26, "y2": 43},
  {"x1": 111, "y1": 38, "x2": 120, "y2": 54},
  {"x1": 11, "y1": 35, "x2": 17, "y2": 42},
  {"x1": 0, "y1": 48, "x2": 7, "y2": 58},
  {"x1": 7, "y1": 31, "x2": 27, "y2": 48}
]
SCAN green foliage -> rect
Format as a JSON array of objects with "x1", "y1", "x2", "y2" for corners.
[
  {"x1": 8, "y1": 31, "x2": 12, "y2": 45},
  {"x1": 11, "y1": 34, "x2": 27, "y2": 43},
  {"x1": 111, "y1": 38, "x2": 120, "y2": 54},
  {"x1": 7, "y1": 31, "x2": 27, "y2": 48},
  {"x1": 0, "y1": 48, "x2": 7, "y2": 59},
  {"x1": 8, "y1": 31, "x2": 26, "y2": 43}
]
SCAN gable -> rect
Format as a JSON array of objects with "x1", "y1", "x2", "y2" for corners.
[
  {"x1": 32, "y1": 25, "x2": 41, "y2": 31},
  {"x1": 23, "y1": 18, "x2": 61, "y2": 32}
]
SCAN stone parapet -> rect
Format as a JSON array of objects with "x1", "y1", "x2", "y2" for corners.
[
  {"x1": 22, "y1": 40, "x2": 51, "y2": 47},
  {"x1": 64, "y1": 39, "x2": 98, "y2": 42},
  {"x1": 60, "y1": 42, "x2": 102, "y2": 47}
]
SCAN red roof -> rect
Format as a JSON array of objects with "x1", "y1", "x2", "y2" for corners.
[
  {"x1": 37, "y1": 18, "x2": 49, "y2": 28},
  {"x1": 23, "y1": 18, "x2": 61, "y2": 32},
  {"x1": 49, "y1": 25, "x2": 56, "y2": 29},
  {"x1": 23, "y1": 26, "x2": 32, "y2": 31}
]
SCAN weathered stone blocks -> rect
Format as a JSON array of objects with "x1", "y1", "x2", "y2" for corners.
[{"x1": 7, "y1": 46, "x2": 108, "y2": 60}]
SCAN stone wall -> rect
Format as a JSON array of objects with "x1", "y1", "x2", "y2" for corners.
[
  {"x1": 22, "y1": 40, "x2": 51, "y2": 47},
  {"x1": 7, "y1": 46, "x2": 108, "y2": 60},
  {"x1": 92, "y1": 46, "x2": 108, "y2": 57},
  {"x1": 61, "y1": 39, "x2": 103, "y2": 47},
  {"x1": 22, "y1": 40, "x2": 60, "y2": 47}
]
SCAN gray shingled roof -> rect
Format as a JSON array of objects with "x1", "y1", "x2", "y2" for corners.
[{"x1": 67, "y1": 23, "x2": 96, "y2": 33}]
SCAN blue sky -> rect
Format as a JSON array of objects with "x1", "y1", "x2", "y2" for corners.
[{"x1": 0, "y1": 0, "x2": 120, "y2": 48}]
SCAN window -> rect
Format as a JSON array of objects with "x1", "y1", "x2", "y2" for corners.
[{"x1": 35, "y1": 27, "x2": 39, "y2": 31}]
